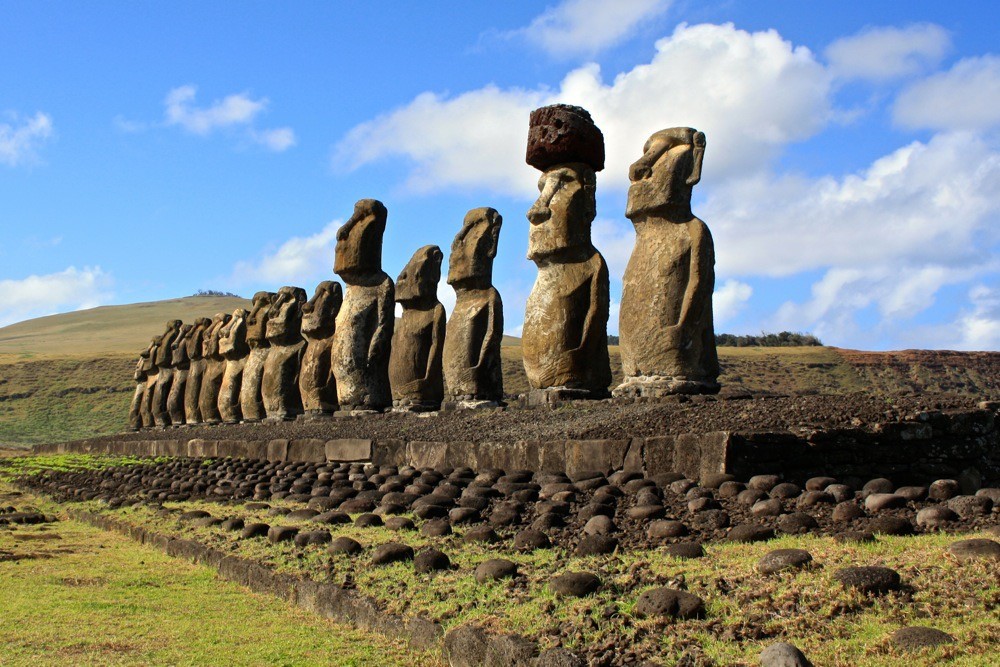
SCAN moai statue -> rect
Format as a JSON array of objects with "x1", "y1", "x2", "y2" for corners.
[
  {"x1": 140, "y1": 336, "x2": 161, "y2": 428},
  {"x1": 331, "y1": 199, "x2": 394, "y2": 412},
  {"x1": 262, "y1": 286, "x2": 307, "y2": 421},
  {"x1": 299, "y1": 281, "x2": 343, "y2": 418},
  {"x1": 198, "y1": 312, "x2": 231, "y2": 425},
  {"x1": 183, "y1": 317, "x2": 211, "y2": 425},
  {"x1": 166, "y1": 323, "x2": 193, "y2": 424},
  {"x1": 239, "y1": 291, "x2": 276, "y2": 422},
  {"x1": 443, "y1": 208, "x2": 504, "y2": 408},
  {"x1": 152, "y1": 320, "x2": 182, "y2": 426},
  {"x1": 218, "y1": 308, "x2": 250, "y2": 423},
  {"x1": 615, "y1": 128, "x2": 720, "y2": 396},
  {"x1": 390, "y1": 245, "x2": 446, "y2": 412},
  {"x1": 129, "y1": 345, "x2": 151, "y2": 430},
  {"x1": 522, "y1": 104, "x2": 611, "y2": 401}
]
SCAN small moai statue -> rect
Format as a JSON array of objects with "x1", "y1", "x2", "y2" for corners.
[
  {"x1": 129, "y1": 344, "x2": 152, "y2": 430},
  {"x1": 615, "y1": 128, "x2": 720, "y2": 396},
  {"x1": 522, "y1": 104, "x2": 612, "y2": 402},
  {"x1": 152, "y1": 320, "x2": 182, "y2": 426},
  {"x1": 239, "y1": 291, "x2": 276, "y2": 422},
  {"x1": 218, "y1": 308, "x2": 250, "y2": 423},
  {"x1": 140, "y1": 336, "x2": 161, "y2": 428},
  {"x1": 262, "y1": 286, "x2": 307, "y2": 421},
  {"x1": 299, "y1": 281, "x2": 343, "y2": 418},
  {"x1": 443, "y1": 207, "x2": 505, "y2": 408},
  {"x1": 183, "y1": 317, "x2": 212, "y2": 425},
  {"x1": 331, "y1": 199, "x2": 395, "y2": 412},
  {"x1": 198, "y1": 312, "x2": 232, "y2": 425},
  {"x1": 390, "y1": 245, "x2": 446, "y2": 412},
  {"x1": 166, "y1": 323, "x2": 193, "y2": 424}
]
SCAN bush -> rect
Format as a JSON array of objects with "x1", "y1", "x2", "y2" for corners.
[
  {"x1": 715, "y1": 332, "x2": 822, "y2": 347},
  {"x1": 192, "y1": 289, "x2": 243, "y2": 298}
]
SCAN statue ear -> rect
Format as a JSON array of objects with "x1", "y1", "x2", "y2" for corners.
[{"x1": 687, "y1": 131, "x2": 706, "y2": 186}]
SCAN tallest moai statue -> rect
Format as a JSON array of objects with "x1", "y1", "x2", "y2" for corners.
[
  {"x1": 615, "y1": 128, "x2": 720, "y2": 397},
  {"x1": 522, "y1": 104, "x2": 611, "y2": 401}
]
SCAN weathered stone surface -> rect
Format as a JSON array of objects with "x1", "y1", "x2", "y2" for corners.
[
  {"x1": 443, "y1": 207, "x2": 505, "y2": 403},
  {"x1": 130, "y1": 343, "x2": 152, "y2": 429},
  {"x1": 526, "y1": 104, "x2": 604, "y2": 172},
  {"x1": 240, "y1": 292, "x2": 275, "y2": 421},
  {"x1": 414, "y1": 548, "x2": 451, "y2": 573},
  {"x1": 616, "y1": 127, "x2": 719, "y2": 397},
  {"x1": 550, "y1": 572, "x2": 601, "y2": 597},
  {"x1": 218, "y1": 308, "x2": 250, "y2": 423},
  {"x1": 299, "y1": 281, "x2": 342, "y2": 416},
  {"x1": 371, "y1": 542, "x2": 414, "y2": 565},
  {"x1": 140, "y1": 336, "x2": 160, "y2": 427},
  {"x1": 152, "y1": 320, "x2": 182, "y2": 426},
  {"x1": 834, "y1": 566, "x2": 901, "y2": 594},
  {"x1": 262, "y1": 286, "x2": 307, "y2": 421},
  {"x1": 760, "y1": 642, "x2": 814, "y2": 667},
  {"x1": 890, "y1": 627, "x2": 954, "y2": 651},
  {"x1": 634, "y1": 587, "x2": 705, "y2": 619},
  {"x1": 475, "y1": 558, "x2": 518, "y2": 583},
  {"x1": 165, "y1": 323, "x2": 193, "y2": 425},
  {"x1": 915, "y1": 506, "x2": 958, "y2": 528},
  {"x1": 328, "y1": 536, "x2": 362, "y2": 555},
  {"x1": 390, "y1": 245, "x2": 446, "y2": 411},
  {"x1": 947, "y1": 538, "x2": 1000, "y2": 561},
  {"x1": 523, "y1": 107, "x2": 611, "y2": 398},
  {"x1": 198, "y1": 313, "x2": 232, "y2": 424},
  {"x1": 332, "y1": 199, "x2": 394, "y2": 411},
  {"x1": 758, "y1": 548, "x2": 813, "y2": 575}
]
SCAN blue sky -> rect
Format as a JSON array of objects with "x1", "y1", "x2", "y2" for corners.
[{"x1": 2, "y1": 1, "x2": 1000, "y2": 350}]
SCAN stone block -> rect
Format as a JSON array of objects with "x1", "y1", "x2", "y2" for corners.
[
  {"x1": 565, "y1": 439, "x2": 629, "y2": 475},
  {"x1": 373, "y1": 439, "x2": 406, "y2": 466},
  {"x1": 538, "y1": 439, "x2": 566, "y2": 472},
  {"x1": 267, "y1": 439, "x2": 289, "y2": 462},
  {"x1": 325, "y1": 439, "x2": 372, "y2": 462},
  {"x1": 623, "y1": 438, "x2": 644, "y2": 472},
  {"x1": 674, "y1": 432, "x2": 731, "y2": 483},
  {"x1": 287, "y1": 439, "x2": 326, "y2": 463},
  {"x1": 642, "y1": 435, "x2": 677, "y2": 476},
  {"x1": 408, "y1": 441, "x2": 449, "y2": 470}
]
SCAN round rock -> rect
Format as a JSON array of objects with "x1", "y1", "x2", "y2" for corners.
[
  {"x1": 947, "y1": 538, "x2": 1000, "y2": 561},
  {"x1": 834, "y1": 566, "x2": 901, "y2": 594},
  {"x1": 760, "y1": 642, "x2": 814, "y2": 667},
  {"x1": 664, "y1": 542, "x2": 704, "y2": 559},
  {"x1": 414, "y1": 548, "x2": 452, "y2": 573},
  {"x1": 915, "y1": 506, "x2": 958, "y2": 529},
  {"x1": 575, "y1": 535, "x2": 619, "y2": 556},
  {"x1": 371, "y1": 542, "x2": 414, "y2": 565},
  {"x1": 634, "y1": 587, "x2": 705, "y2": 619},
  {"x1": 514, "y1": 529, "x2": 552, "y2": 551},
  {"x1": 647, "y1": 520, "x2": 687, "y2": 540},
  {"x1": 549, "y1": 572, "x2": 601, "y2": 598},
  {"x1": 758, "y1": 549, "x2": 813, "y2": 575},
  {"x1": 328, "y1": 536, "x2": 363, "y2": 555},
  {"x1": 727, "y1": 523, "x2": 774, "y2": 543},
  {"x1": 475, "y1": 558, "x2": 518, "y2": 583}
]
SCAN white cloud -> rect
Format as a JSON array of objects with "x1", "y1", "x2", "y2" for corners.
[
  {"x1": 825, "y1": 24, "x2": 950, "y2": 82},
  {"x1": 512, "y1": 0, "x2": 671, "y2": 58},
  {"x1": 334, "y1": 23, "x2": 831, "y2": 196},
  {"x1": 894, "y1": 55, "x2": 1000, "y2": 131},
  {"x1": 0, "y1": 267, "x2": 112, "y2": 327},
  {"x1": 713, "y1": 279, "x2": 752, "y2": 324},
  {"x1": 162, "y1": 85, "x2": 295, "y2": 151},
  {"x1": 592, "y1": 218, "x2": 635, "y2": 280},
  {"x1": 0, "y1": 111, "x2": 54, "y2": 167},
  {"x1": 230, "y1": 220, "x2": 340, "y2": 287},
  {"x1": 948, "y1": 284, "x2": 1000, "y2": 350}
]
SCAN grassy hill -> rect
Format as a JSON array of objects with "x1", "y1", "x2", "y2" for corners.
[{"x1": 1, "y1": 296, "x2": 998, "y2": 447}]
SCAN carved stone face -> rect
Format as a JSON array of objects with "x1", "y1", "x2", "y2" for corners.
[
  {"x1": 301, "y1": 281, "x2": 343, "y2": 336},
  {"x1": 396, "y1": 245, "x2": 443, "y2": 306},
  {"x1": 448, "y1": 207, "x2": 501, "y2": 288},
  {"x1": 526, "y1": 163, "x2": 596, "y2": 261},
  {"x1": 334, "y1": 198, "x2": 387, "y2": 281},
  {"x1": 219, "y1": 309, "x2": 249, "y2": 358},
  {"x1": 626, "y1": 127, "x2": 705, "y2": 219},
  {"x1": 154, "y1": 320, "x2": 182, "y2": 367},
  {"x1": 266, "y1": 286, "x2": 306, "y2": 344},
  {"x1": 203, "y1": 313, "x2": 231, "y2": 359},
  {"x1": 170, "y1": 324, "x2": 193, "y2": 366},
  {"x1": 186, "y1": 318, "x2": 211, "y2": 360},
  {"x1": 140, "y1": 339, "x2": 157, "y2": 372},
  {"x1": 246, "y1": 291, "x2": 275, "y2": 346}
]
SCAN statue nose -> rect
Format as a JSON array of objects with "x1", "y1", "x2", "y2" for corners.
[
  {"x1": 527, "y1": 205, "x2": 551, "y2": 225},
  {"x1": 629, "y1": 163, "x2": 651, "y2": 181}
]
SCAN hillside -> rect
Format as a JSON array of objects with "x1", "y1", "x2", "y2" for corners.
[{"x1": 1, "y1": 297, "x2": 999, "y2": 447}]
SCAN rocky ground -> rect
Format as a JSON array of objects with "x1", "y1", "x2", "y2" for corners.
[
  {"x1": 91, "y1": 392, "x2": 987, "y2": 447},
  {"x1": 17, "y1": 455, "x2": 1000, "y2": 666}
]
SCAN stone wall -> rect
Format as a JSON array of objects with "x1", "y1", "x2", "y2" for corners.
[{"x1": 34, "y1": 408, "x2": 1000, "y2": 485}]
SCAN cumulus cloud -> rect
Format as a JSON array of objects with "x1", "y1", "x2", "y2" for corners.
[
  {"x1": 230, "y1": 220, "x2": 340, "y2": 286},
  {"x1": 0, "y1": 111, "x2": 54, "y2": 167},
  {"x1": 948, "y1": 284, "x2": 1000, "y2": 350},
  {"x1": 0, "y1": 267, "x2": 112, "y2": 327},
  {"x1": 592, "y1": 218, "x2": 635, "y2": 280},
  {"x1": 713, "y1": 279, "x2": 753, "y2": 324},
  {"x1": 334, "y1": 23, "x2": 831, "y2": 196},
  {"x1": 511, "y1": 0, "x2": 671, "y2": 58},
  {"x1": 825, "y1": 23, "x2": 950, "y2": 82},
  {"x1": 162, "y1": 85, "x2": 296, "y2": 151},
  {"x1": 894, "y1": 55, "x2": 1000, "y2": 131}
]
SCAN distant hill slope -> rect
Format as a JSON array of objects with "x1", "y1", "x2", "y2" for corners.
[
  {"x1": 1, "y1": 296, "x2": 999, "y2": 447},
  {"x1": 0, "y1": 296, "x2": 250, "y2": 357}
]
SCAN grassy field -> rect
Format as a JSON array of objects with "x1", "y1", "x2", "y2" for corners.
[{"x1": 0, "y1": 480, "x2": 442, "y2": 666}]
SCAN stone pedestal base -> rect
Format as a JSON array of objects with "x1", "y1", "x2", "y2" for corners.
[
  {"x1": 334, "y1": 408, "x2": 384, "y2": 418},
  {"x1": 296, "y1": 410, "x2": 335, "y2": 423},
  {"x1": 391, "y1": 400, "x2": 440, "y2": 414},
  {"x1": 526, "y1": 387, "x2": 610, "y2": 407},
  {"x1": 442, "y1": 399, "x2": 503, "y2": 411},
  {"x1": 262, "y1": 415, "x2": 299, "y2": 424},
  {"x1": 613, "y1": 375, "x2": 720, "y2": 398}
]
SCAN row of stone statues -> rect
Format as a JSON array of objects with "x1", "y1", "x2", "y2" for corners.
[
  {"x1": 129, "y1": 204, "x2": 505, "y2": 428},
  {"x1": 130, "y1": 103, "x2": 720, "y2": 428}
]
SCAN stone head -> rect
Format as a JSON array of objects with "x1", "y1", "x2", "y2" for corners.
[
  {"x1": 334, "y1": 198, "x2": 387, "y2": 281},
  {"x1": 203, "y1": 313, "x2": 232, "y2": 359},
  {"x1": 145, "y1": 336, "x2": 163, "y2": 371},
  {"x1": 246, "y1": 291, "x2": 276, "y2": 347},
  {"x1": 219, "y1": 308, "x2": 249, "y2": 359},
  {"x1": 448, "y1": 207, "x2": 502, "y2": 288},
  {"x1": 266, "y1": 286, "x2": 307, "y2": 344},
  {"x1": 301, "y1": 281, "x2": 343, "y2": 337},
  {"x1": 154, "y1": 320, "x2": 182, "y2": 367},
  {"x1": 526, "y1": 163, "x2": 596, "y2": 261},
  {"x1": 626, "y1": 127, "x2": 705, "y2": 219},
  {"x1": 170, "y1": 324, "x2": 193, "y2": 366},
  {"x1": 139, "y1": 340, "x2": 155, "y2": 373},
  {"x1": 185, "y1": 317, "x2": 211, "y2": 360},
  {"x1": 396, "y1": 245, "x2": 443, "y2": 307}
]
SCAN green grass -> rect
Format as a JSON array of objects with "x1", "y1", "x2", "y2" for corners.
[
  {"x1": 0, "y1": 453, "x2": 163, "y2": 482},
  {"x1": 0, "y1": 483, "x2": 442, "y2": 667}
]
